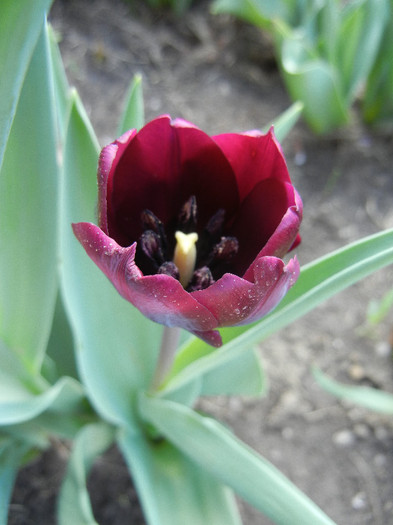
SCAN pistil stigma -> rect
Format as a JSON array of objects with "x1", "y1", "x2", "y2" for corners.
[{"x1": 173, "y1": 231, "x2": 198, "y2": 288}]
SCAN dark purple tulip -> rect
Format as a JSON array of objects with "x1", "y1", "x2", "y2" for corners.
[{"x1": 73, "y1": 115, "x2": 302, "y2": 347}]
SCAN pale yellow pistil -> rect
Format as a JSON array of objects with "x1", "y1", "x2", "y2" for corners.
[{"x1": 173, "y1": 231, "x2": 199, "y2": 288}]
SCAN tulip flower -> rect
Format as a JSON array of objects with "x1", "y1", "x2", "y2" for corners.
[{"x1": 73, "y1": 115, "x2": 302, "y2": 347}]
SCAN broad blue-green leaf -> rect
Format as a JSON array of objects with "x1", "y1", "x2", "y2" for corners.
[
  {"x1": 265, "y1": 100, "x2": 304, "y2": 142},
  {"x1": 139, "y1": 396, "x2": 336, "y2": 525},
  {"x1": 117, "y1": 74, "x2": 145, "y2": 134},
  {"x1": 58, "y1": 423, "x2": 115, "y2": 525},
  {"x1": 0, "y1": 377, "x2": 86, "y2": 428},
  {"x1": 277, "y1": 27, "x2": 348, "y2": 133},
  {"x1": 164, "y1": 228, "x2": 393, "y2": 395},
  {"x1": 118, "y1": 430, "x2": 242, "y2": 525},
  {"x1": 367, "y1": 287, "x2": 393, "y2": 325},
  {"x1": 211, "y1": 0, "x2": 293, "y2": 28},
  {"x1": 313, "y1": 367, "x2": 393, "y2": 414},
  {"x1": 199, "y1": 347, "x2": 265, "y2": 397},
  {"x1": 59, "y1": 92, "x2": 164, "y2": 431},
  {"x1": 336, "y1": 0, "x2": 389, "y2": 102},
  {"x1": 45, "y1": 293, "x2": 78, "y2": 380},
  {"x1": 0, "y1": 437, "x2": 32, "y2": 525},
  {"x1": 0, "y1": 0, "x2": 53, "y2": 170},
  {"x1": 48, "y1": 23, "x2": 72, "y2": 143},
  {"x1": 362, "y1": 10, "x2": 393, "y2": 124},
  {"x1": 0, "y1": 328, "x2": 87, "y2": 434},
  {"x1": 0, "y1": 22, "x2": 58, "y2": 372}
]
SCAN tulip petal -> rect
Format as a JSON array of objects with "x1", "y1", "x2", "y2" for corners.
[
  {"x1": 213, "y1": 128, "x2": 290, "y2": 201},
  {"x1": 229, "y1": 180, "x2": 302, "y2": 277},
  {"x1": 104, "y1": 115, "x2": 239, "y2": 246},
  {"x1": 98, "y1": 129, "x2": 137, "y2": 236},
  {"x1": 72, "y1": 222, "x2": 220, "y2": 336},
  {"x1": 241, "y1": 184, "x2": 302, "y2": 281},
  {"x1": 192, "y1": 256, "x2": 299, "y2": 327}
]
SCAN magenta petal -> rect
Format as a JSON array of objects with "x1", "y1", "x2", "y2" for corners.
[
  {"x1": 106, "y1": 115, "x2": 239, "y2": 246},
  {"x1": 241, "y1": 185, "x2": 303, "y2": 281},
  {"x1": 213, "y1": 128, "x2": 290, "y2": 200},
  {"x1": 192, "y1": 256, "x2": 299, "y2": 327},
  {"x1": 190, "y1": 329, "x2": 222, "y2": 347},
  {"x1": 98, "y1": 129, "x2": 137, "y2": 234},
  {"x1": 72, "y1": 222, "x2": 219, "y2": 335}
]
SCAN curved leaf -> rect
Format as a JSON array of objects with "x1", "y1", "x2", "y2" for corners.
[
  {"x1": 59, "y1": 92, "x2": 163, "y2": 431},
  {"x1": 139, "y1": 395, "x2": 336, "y2": 525},
  {"x1": 58, "y1": 423, "x2": 115, "y2": 525},
  {"x1": 0, "y1": 21, "x2": 58, "y2": 371},
  {"x1": 313, "y1": 367, "x2": 393, "y2": 414},
  {"x1": 119, "y1": 430, "x2": 242, "y2": 525},
  {"x1": 165, "y1": 228, "x2": 393, "y2": 395},
  {"x1": 0, "y1": 0, "x2": 53, "y2": 170}
]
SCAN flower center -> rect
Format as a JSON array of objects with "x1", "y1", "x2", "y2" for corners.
[
  {"x1": 137, "y1": 196, "x2": 239, "y2": 291},
  {"x1": 173, "y1": 231, "x2": 199, "y2": 287}
]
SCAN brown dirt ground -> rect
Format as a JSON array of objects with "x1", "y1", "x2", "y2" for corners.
[{"x1": 9, "y1": 0, "x2": 393, "y2": 523}]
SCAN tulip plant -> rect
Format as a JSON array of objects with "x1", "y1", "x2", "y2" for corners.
[
  {"x1": 212, "y1": 0, "x2": 392, "y2": 133},
  {"x1": 2, "y1": 2, "x2": 393, "y2": 525}
]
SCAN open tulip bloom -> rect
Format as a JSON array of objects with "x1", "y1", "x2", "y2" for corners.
[{"x1": 73, "y1": 115, "x2": 302, "y2": 354}]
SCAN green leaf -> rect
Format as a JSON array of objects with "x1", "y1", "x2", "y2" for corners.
[
  {"x1": 118, "y1": 430, "x2": 242, "y2": 525},
  {"x1": 117, "y1": 73, "x2": 145, "y2": 135},
  {"x1": 0, "y1": 437, "x2": 32, "y2": 525},
  {"x1": 45, "y1": 292, "x2": 78, "y2": 380},
  {"x1": 48, "y1": 24, "x2": 72, "y2": 143},
  {"x1": 313, "y1": 367, "x2": 393, "y2": 414},
  {"x1": 0, "y1": 21, "x2": 58, "y2": 372},
  {"x1": 58, "y1": 423, "x2": 115, "y2": 525},
  {"x1": 277, "y1": 28, "x2": 348, "y2": 133},
  {"x1": 0, "y1": 0, "x2": 53, "y2": 171},
  {"x1": 265, "y1": 100, "x2": 304, "y2": 142},
  {"x1": 59, "y1": 92, "x2": 163, "y2": 431},
  {"x1": 211, "y1": 0, "x2": 292, "y2": 28},
  {"x1": 139, "y1": 396, "x2": 337, "y2": 525},
  {"x1": 336, "y1": 0, "x2": 389, "y2": 102},
  {"x1": 362, "y1": 11, "x2": 393, "y2": 124},
  {"x1": 0, "y1": 375, "x2": 86, "y2": 428},
  {"x1": 165, "y1": 228, "x2": 393, "y2": 395},
  {"x1": 200, "y1": 348, "x2": 266, "y2": 397}
]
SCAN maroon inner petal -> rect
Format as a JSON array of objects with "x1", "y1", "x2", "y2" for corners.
[
  {"x1": 229, "y1": 178, "x2": 294, "y2": 276},
  {"x1": 213, "y1": 130, "x2": 291, "y2": 201},
  {"x1": 107, "y1": 116, "x2": 240, "y2": 246}
]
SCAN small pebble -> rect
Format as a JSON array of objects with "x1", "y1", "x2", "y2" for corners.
[
  {"x1": 351, "y1": 492, "x2": 367, "y2": 510},
  {"x1": 332, "y1": 429, "x2": 355, "y2": 447},
  {"x1": 348, "y1": 363, "x2": 365, "y2": 381},
  {"x1": 375, "y1": 341, "x2": 391, "y2": 357}
]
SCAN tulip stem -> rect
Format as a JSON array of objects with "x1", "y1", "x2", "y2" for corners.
[{"x1": 150, "y1": 326, "x2": 180, "y2": 391}]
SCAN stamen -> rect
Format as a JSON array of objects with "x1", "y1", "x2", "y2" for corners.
[
  {"x1": 173, "y1": 231, "x2": 198, "y2": 288},
  {"x1": 212, "y1": 236, "x2": 239, "y2": 262},
  {"x1": 141, "y1": 209, "x2": 167, "y2": 252},
  {"x1": 158, "y1": 261, "x2": 180, "y2": 280},
  {"x1": 188, "y1": 266, "x2": 214, "y2": 292},
  {"x1": 139, "y1": 230, "x2": 164, "y2": 267},
  {"x1": 205, "y1": 208, "x2": 225, "y2": 237},
  {"x1": 177, "y1": 195, "x2": 197, "y2": 233}
]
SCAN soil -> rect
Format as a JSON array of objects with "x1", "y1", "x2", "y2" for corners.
[{"x1": 9, "y1": 0, "x2": 393, "y2": 524}]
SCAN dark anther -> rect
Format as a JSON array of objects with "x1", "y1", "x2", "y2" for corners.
[
  {"x1": 205, "y1": 208, "x2": 225, "y2": 238},
  {"x1": 139, "y1": 230, "x2": 165, "y2": 267},
  {"x1": 177, "y1": 195, "x2": 197, "y2": 233},
  {"x1": 212, "y1": 236, "x2": 239, "y2": 262},
  {"x1": 158, "y1": 261, "x2": 180, "y2": 280},
  {"x1": 141, "y1": 209, "x2": 167, "y2": 253},
  {"x1": 188, "y1": 266, "x2": 214, "y2": 292}
]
